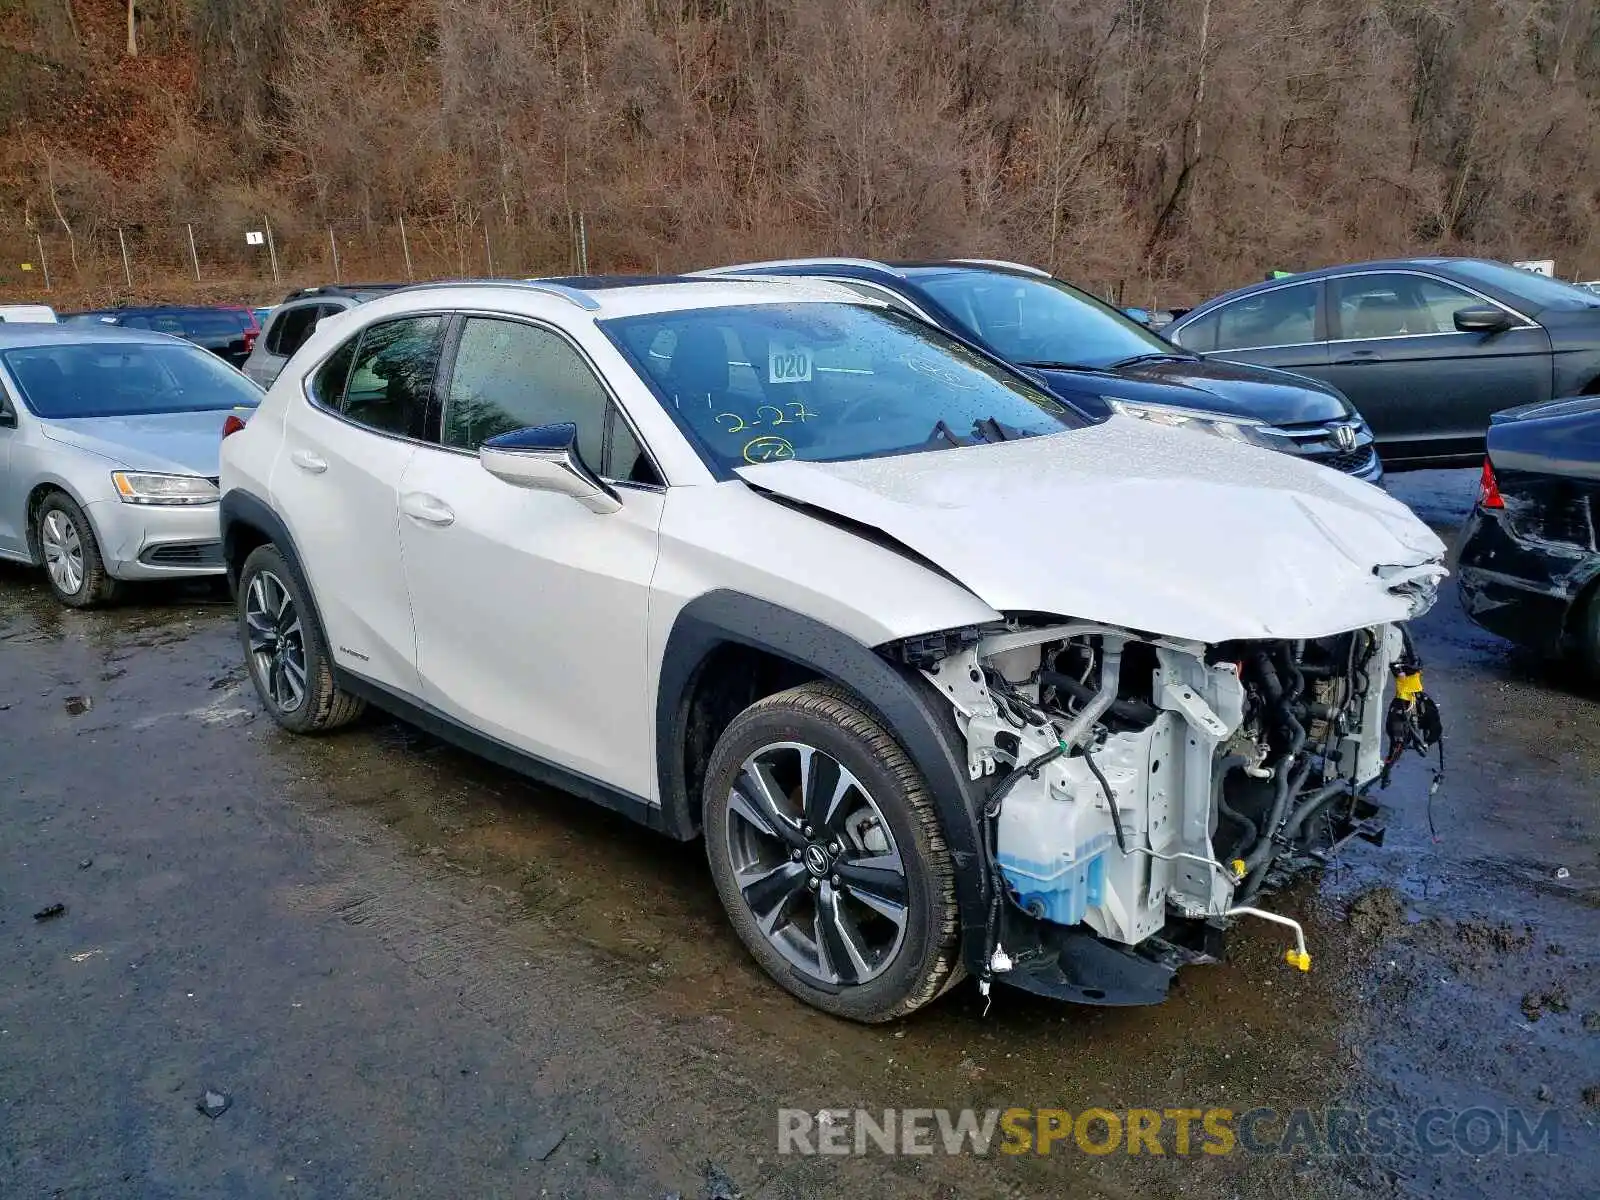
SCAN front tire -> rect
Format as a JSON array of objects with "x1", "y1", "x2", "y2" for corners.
[
  {"x1": 36, "y1": 491, "x2": 122, "y2": 608},
  {"x1": 238, "y1": 544, "x2": 365, "y2": 733},
  {"x1": 703, "y1": 682, "x2": 962, "y2": 1022}
]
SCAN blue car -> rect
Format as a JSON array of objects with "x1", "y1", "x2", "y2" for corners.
[{"x1": 1456, "y1": 395, "x2": 1600, "y2": 672}]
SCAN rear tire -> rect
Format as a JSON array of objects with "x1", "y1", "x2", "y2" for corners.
[
  {"x1": 36, "y1": 491, "x2": 122, "y2": 608},
  {"x1": 703, "y1": 682, "x2": 962, "y2": 1022},
  {"x1": 238, "y1": 544, "x2": 365, "y2": 733}
]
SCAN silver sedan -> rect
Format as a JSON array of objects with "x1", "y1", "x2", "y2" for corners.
[{"x1": 0, "y1": 324, "x2": 262, "y2": 606}]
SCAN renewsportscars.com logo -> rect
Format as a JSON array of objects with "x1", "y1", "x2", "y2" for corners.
[{"x1": 777, "y1": 1106, "x2": 1562, "y2": 1158}]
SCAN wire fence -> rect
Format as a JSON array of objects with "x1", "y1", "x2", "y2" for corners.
[{"x1": 0, "y1": 211, "x2": 601, "y2": 302}]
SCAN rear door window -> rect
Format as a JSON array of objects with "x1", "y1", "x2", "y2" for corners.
[
  {"x1": 340, "y1": 316, "x2": 445, "y2": 440},
  {"x1": 1210, "y1": 283, "x2": 1320, "y2": 351}
]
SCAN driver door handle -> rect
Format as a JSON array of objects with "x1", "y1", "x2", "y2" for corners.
[
  {"x1": 1333, "y1": 349, "x2": 1381, "y2": 365},
  {"x1": 290, "y1": 449, "x2": 328, "y2": 473},
  {"x1": 401, "y1": 492, "x2": 455, "y2": 527}
]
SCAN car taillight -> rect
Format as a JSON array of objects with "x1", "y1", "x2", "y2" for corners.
[
  {"x1": 222, "y1": 414, "x2": 247, "y2": 439},
  {"x1": 1478, "y1": 457, "x2": 1505, "y2": 509},
  {"x1": 243, "y1": 330, "x2": 258, "y2": 352}
]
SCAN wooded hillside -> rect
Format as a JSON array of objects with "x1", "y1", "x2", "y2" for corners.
[{"x1": 2, "y1": 0, "x2": 1598, "y2": 305}]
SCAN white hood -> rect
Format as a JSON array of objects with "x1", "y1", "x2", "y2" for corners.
[{"x1": 736, "y1": 417, "x2": 1446, "y2": 644}]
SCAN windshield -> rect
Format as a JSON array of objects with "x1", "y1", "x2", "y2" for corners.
[
  {"x1": 1447, "y1": 261, "x2": 1600, "y2": 311},
  {"x1": 2, "y1": 341, "x2": 263, "y2": 418},
  {"x1": 902, "y1": 268, "x2": 1177, "y2": 368},
  {"x1": 604, "y1": 302, "x2": 1085, "y2": 472}
]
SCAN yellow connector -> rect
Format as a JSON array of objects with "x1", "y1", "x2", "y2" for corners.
[
  {"x1": 1231, "y1": 859, "x2": 1247, "y2": 880},
  {"x1": 1394, "y1": 671, "x2": 1424, "y2": 701},
  {"x1": 1285, "y1": 948, "x2": 1311, "y2": 972}
]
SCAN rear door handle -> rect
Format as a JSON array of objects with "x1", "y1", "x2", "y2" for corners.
[
  {"x1": 1333, "y1": 349, "x2": 1381, "y2": 365},
  {"x1": 289, "y1": 449, "x2": 328, "y2": 473},
  {"x1": 400, "y1": 492, "x2": 455, "y2": 527}
]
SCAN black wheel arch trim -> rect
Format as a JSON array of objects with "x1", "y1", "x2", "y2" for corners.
[
  {"x1": 220, "y1": 488, "x2": 336, "y2": 669},
  {"x1": 657, "y1": 589, "x2": 994, "y2": 973}
]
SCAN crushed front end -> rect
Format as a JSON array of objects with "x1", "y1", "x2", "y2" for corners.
[{"x1": 897, "y1": 615, "x2": 1442, "y2": 1006}]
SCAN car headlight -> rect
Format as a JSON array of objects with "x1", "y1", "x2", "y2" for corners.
[
  {"x1": 111, "y1": 471, "x2": 220, "y2": 506},
  {"x1": 1103, "y1": 398, "x2": 1279, "y2": 449}
]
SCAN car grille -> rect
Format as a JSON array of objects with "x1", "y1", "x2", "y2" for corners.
[
  {"x1": 140, "y1": 542, "x2": 225, "y2": 568},
  {"x1": 1270, "y1": 420, "x2": 1378, "y2": 476},
  {"x1": 1313, "y1": 445, "x2": 1379, "y2": 475}
]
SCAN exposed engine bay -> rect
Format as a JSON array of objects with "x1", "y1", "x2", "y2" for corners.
[{"x1": 901, "y1": 617, "x2": 1442, "y2": 1002}]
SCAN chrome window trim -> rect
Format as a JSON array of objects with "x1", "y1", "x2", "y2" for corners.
[{"x1": 1172, "y1": 268, "x2": 1540, "y2": 352}]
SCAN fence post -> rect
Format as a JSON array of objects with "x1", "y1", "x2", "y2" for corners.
[
  {"x1": 264, "y1": 218, "x2": 280, "y2": 285},
  {"x1": 327, "y1": 225, "x2": 342, "y2": 283},
  {"x1": 398, "y1": 215, "x2": 414, "y2": 280},
  {"x1": 186, "y1": 223, "x2": 201, "y2": 282},
  {"x1": 35, "y1": 233, "x2": 51, "y2": 291},
  {"x1": 117, "y1": 227, "x2": 133, "y2": 288},
  {"x1": 577, "y1": 211, "x2": 589, "y2": 275}
]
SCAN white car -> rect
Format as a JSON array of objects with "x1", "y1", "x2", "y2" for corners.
[{"x1": 219, "y1": 277, "x2": 1446, "y2": 1022}]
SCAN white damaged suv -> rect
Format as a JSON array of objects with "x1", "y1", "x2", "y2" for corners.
[{"x1": 219, "y1": 277, "x2": 1446, "y2": 1022}]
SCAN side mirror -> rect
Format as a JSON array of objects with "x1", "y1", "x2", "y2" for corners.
[
  {"x1": 1454, "y1": 306, "x2": 1515, "y2": 334},
  {"x1": 0, "y1": 405, "x2": 15, "y2": 429},
  {"x1": 479, "y1": 422, "x2": 621, "y2": 514}
]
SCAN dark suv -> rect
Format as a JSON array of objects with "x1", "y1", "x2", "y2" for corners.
[
  {"x1": 697, "y1": 258, "x2": 1382, "y2": 481},
  {"x1": 64, "y1": 306, "x2": 259, "y2": 368}
]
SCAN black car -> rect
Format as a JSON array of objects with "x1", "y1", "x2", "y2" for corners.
[
  {"x1": 1167, "y1": 258, "x2": 1600, "y2": 470},
  {"x1": 697, "y1": 258, "x2": 1382, "y2": 482},
  {"x1": 1456, "y1": 395, "x2": 1600, "y2": 672},
  {"x1": 64, "y1": 306, "x2": 258, "y2": 368}
]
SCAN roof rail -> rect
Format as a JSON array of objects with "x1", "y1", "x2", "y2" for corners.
[
  {"x1": 949, "y1": 258, "x2": 1053, "y2": 278},
  {"x1": 692, "y1": 257, "x2": 905, "y2": 279},
  {"x1": 389, "y1": 278, "x2": 602, "y2": 312}
]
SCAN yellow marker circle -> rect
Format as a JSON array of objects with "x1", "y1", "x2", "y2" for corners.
[{"x1": 743, "y1": 436, "x2": 795, "y2": 464}]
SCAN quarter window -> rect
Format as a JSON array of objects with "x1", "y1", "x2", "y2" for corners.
[
  {"x1": 1331, "y1": 274, "x2": 1482, "y2": 339},
  {"x1": 340, "y1": 316, "x2": 444, "y2": 439},
  {"x1": 1209, "y1": 283, "x2": 1319, "y2": 351},
  {"x1": 442, "y1": 317, "x2": 648, "y2": 480},
  {"x1": 310, "y1": 337, "x2": 357, "y2": 408}
]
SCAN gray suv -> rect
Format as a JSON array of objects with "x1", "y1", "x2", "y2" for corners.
[{"x1": 242, "y1": 284, "x2": 404, "y2": 387}]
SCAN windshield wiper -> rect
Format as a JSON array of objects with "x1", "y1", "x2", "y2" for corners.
[
  {"x1": 1108, "y1": 351, "x2": 1199, "y2": 368},
  {"x1": 1017, "y1": 359, "x2": 1106, "y2": 372},
  {"x1": 974, "y1": 415, "x2": 1011, "y2": 443},
  {"x1": 926, "y1": 419, "x2": 964, "y2": 447}
]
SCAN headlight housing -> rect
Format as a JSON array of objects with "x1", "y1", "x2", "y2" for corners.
[
  {"x1": 111, "y1": 471, "x2": 220, "y2": 506},
  {"x1": 1104, "y1": 398, "x2": 1281, "y2": 450}
]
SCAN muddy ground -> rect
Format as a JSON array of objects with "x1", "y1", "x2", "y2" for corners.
[{"x1": 2, "y1": 469, "x2": 1596, "y2": 1198}]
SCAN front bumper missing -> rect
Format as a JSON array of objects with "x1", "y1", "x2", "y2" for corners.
[{"x1": 991, "y1": 907, "x2": 1225, "y2": 1006}]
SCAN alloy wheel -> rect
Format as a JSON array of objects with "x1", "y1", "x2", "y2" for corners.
[
  {"x1": 40, "y1": 510, "x2": 84, "y2": 596},
  {"x1": 245, "y1": 569, "x2": 308, "y2": 714},
  {"x1": 723, "y1": 741, "x2": 910, "y2": 986}
]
